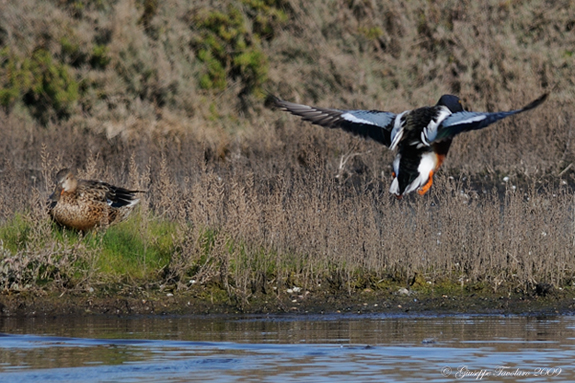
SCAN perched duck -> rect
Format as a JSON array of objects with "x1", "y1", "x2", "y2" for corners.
[
  {"x1": 48, "y1": 169, "x2": 143, "y2": 231},
  {"x1": 274, "y1": 93, "x2": 548, "y2": 198}
]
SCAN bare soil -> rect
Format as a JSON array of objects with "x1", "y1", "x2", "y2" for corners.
[{"x1": 2, "y1": 286, "x2": 574, "y2": 318}]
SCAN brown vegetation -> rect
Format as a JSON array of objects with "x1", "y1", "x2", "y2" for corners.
[{"x1": 0, "y1": 0, "x2": 575, "y2": 309}]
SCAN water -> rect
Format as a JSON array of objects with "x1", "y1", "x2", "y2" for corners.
[{"x1": 0, "y1": 314, "x2": 572, "y2": 382}]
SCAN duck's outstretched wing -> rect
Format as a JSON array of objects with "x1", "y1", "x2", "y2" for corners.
[
  {"x1": 274, "y1": 97, "x2": 396, "y2": 147},
  {"x1": 430, "y1": 93, "x2": 548, "y2": 142}
]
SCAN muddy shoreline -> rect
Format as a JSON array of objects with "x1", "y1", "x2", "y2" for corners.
[{"x1": 2, "y1": 287, "x2": 575, "y2": 318}]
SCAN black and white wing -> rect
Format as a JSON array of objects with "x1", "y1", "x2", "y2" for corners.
[
  {"x1": 105, "y1": 184, "x2": 142, "y2": 208},
  {"x1": 274, "y1": 97, "x2": 396, "y2": 147},
  {"x1": 429, "y1": 93, "x2": 548, "y2": 142},
  {"x1": 80, "y1": 180, "x2": 142, "y2": 208}
]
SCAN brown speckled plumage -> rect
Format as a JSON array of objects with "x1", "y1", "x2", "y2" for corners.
[{"x1": 48, "y1": 169, "x2": 144, "y2": 231}]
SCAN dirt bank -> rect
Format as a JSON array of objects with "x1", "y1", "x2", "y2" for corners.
[{"x1": 2, "y1": 286, "x2": 575, "y2": 318}]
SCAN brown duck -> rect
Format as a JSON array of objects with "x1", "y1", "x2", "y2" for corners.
[{"x1": 48, "y1": 169, "x2": 143, "y2": 231}]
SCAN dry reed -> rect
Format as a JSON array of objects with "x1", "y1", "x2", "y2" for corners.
[{"x1": 0, "y1": 0, "x2": 574, "y2": 302}]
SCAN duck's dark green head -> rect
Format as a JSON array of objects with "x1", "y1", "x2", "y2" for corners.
[{"x1": 437, "y1": 94, "x2": 463, "y2": 113}]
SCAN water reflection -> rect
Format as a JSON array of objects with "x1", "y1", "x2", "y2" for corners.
[{"x1": 0, "y1": 314, "x2": 573, "y2": 382}]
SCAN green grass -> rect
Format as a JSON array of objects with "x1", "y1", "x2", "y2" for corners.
[
  {"x1": 0, "y1": 213, "x2": 32, "y2": 252},
  {"x1": 0, "y1": 212, "x2": 180, "y2": 287},
  {"x1": 97, "y1": 215, "x2": 177, "y2": 281}
]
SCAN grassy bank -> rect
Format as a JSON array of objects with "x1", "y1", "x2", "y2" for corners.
[
  {"x1": 2, "y1": 149, "x2": 575, "y2": 310},
  {"x1": 1, "y1": 0, "x2": 575, "y2": 312}
]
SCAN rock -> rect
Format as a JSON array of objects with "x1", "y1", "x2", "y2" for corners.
[{"x1": 398, "y1": 288, "x2": 410, "y2": 296}]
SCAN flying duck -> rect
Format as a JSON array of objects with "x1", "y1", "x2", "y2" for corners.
[
  {"x1": 48, "y1": 169, "x2": 144, "y2": 231},
  {"x1": 274, "y1": 93, "x2": 548, "y2": 198}
]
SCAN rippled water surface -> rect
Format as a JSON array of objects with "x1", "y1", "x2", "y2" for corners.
[{"x1": 0, "y1": 313, "x2": 572, "y2": 382}]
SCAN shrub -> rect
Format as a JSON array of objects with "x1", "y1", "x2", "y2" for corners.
[
  {"x1": 0, "y1": 47, "x2": 79, "y2": 124},
  {"x1": 190, "y1": 1, "x2": 287, "y2": 98}
]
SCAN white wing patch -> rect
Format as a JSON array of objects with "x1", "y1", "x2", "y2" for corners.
[
  {"x1": 421, "y1": 106, "x2": 452, "y2": 145},
  {"x1": 127, "y1": 198, "x2": 140, "y2": 207},
  {"x1": 340, "y1": 112, "x2": 378, "y2": 125},
  {"x1": 389, "y1": 111, "x2": 408, "y2": 150},
  {"x1": 448, "y1": 114, "x2": 487, "y2": 126}
]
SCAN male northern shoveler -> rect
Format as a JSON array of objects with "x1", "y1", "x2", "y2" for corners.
[
  {"x1": 274, "y1": 93, "x2": 548, "y2": 198},
  {"x1": 48, "y1": 169, "x2": 143, "y2": 231}
]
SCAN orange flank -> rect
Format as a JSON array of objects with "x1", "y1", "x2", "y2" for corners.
[
  {"x1": 418, "y1": 170, "x2": 435, "y2": 195},
  {"x1": 435, "y1": 153, "x2": 447, "y2": 169},
  {"x1": 418, "y1": 152, "x2": 445, "y2": 195}
]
